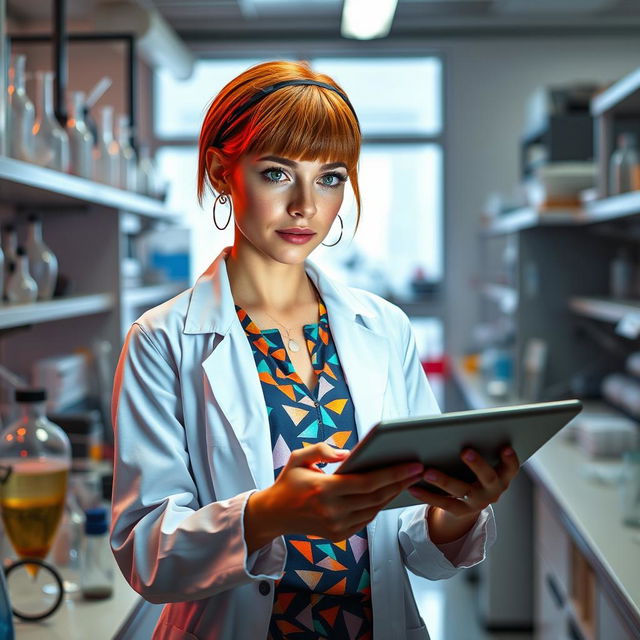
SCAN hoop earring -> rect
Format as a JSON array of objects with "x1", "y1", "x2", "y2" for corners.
[
  {"x1": 212, "y1": 192, "x2": 233, "y2": 230},
  {"x1": 321, "y1": 214, "x2": 343, "y2": 247}
]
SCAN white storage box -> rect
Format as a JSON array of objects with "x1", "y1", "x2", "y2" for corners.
[{"x1": 33, "y1": 353, "x2": 91, "y2": 412}]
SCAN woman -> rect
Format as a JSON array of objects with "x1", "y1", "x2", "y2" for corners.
[{"x1": 110, "y1": 60, "x2": 521, "y2": 640}]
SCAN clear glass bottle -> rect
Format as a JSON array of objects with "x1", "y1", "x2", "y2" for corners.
[
  {"x1": 0, "y1": 388, "x2": 71, "y2": 575},
  {"x1": 32, "y1": 71, "x2": 70, "y2": 172},
  {"x1": 80, "y1": 506, "x2": 113, "y2": 600},
  {"x1": 116, "y1": 114, "x2": 137, "y2": 191},
  {"x1": 93, "y1": 105, "x2": 121, "y2": 187},
  {"x1": 609, "y1": 133, "x2": 640, "y2": 196},
  {"x1": 66, "y1": 91, "x2": 94, "y2": 180},
  {"x1": 26, "y1": 214, "x2": 58, "y2": 300},
  {"x1": 7, "y1": 246, "x2": 38, "y2": 304},
  {"x1": 2, "y1": 224, "x2": 18, "y2": 302},
  {"x1": 7, "y1": 54, "x2": 35, "y2": 163},
  {"x1": 136, "y1": 144, "x2": 153, "y2": 196}
]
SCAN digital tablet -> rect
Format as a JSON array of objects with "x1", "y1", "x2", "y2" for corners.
[{"x1": 334, "y1": 399, "x2": 582, "y2": 510}]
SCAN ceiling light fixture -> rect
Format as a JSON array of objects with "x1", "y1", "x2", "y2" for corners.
[{"x1": 341, "y1": 0, "x2": 399, "y2": 40}]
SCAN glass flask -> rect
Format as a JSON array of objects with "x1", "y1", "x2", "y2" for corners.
[
  {"x1": 93, "y1": 105, "x2": 121, "y2": 187},
  {"x1": 32, "y1": 71, "x2": 70, "y2": 172},
  {"x1": 6, "y1": 247, "x2": 38, "y2": 304},
  {"x1": 0, "y1": 389, "x2": 71, "y2": 577},
  {"x1": 7, "y1": 54, "x2": 35, "y2": 163},
  {"x1": 2, "y1": 224, "x2": 18, "y2": 302},
  {"x1": 66, "y1": 91, "x2": 93, "y2": 180},
  {"x1": 26, "y1": 214, "x2": 58, "y2": 301},
  {"x1": 116, "y1": 114, "x2": 137, "y2": 191}
]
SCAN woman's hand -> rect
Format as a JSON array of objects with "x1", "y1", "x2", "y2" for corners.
[
  {"x1": 407, "y1": 446, "x2": 521, "y2": 544},
  {"x1": 246, "y1": 443, "x2": 424, "y2": 548}
]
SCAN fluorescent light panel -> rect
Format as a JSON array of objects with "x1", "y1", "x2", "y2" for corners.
[{"x1": 341, "y1": 0, "x2": 399, "y2": 40}]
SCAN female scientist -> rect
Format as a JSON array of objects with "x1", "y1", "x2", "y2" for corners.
[{"x1": 110, "y1": 60, "x2": 521, "y2": 640}]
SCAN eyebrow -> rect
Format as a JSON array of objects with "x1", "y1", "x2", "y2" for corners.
[{"x1": 257, "y1": 155, "x2": 347, "y2": 171}]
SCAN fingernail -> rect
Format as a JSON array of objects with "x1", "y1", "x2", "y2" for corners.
[
  {"x1": 408, "y1": 463, "x2": 424, "y2": 475},
  {"x1": 504, "y1": 447, "x2": 514, "y2": 456},
  {"x1": 424, "y1": 470, "x2": 438, "y2": 481},
  {"x1": 463, "y1": 450, "x2": 476, "y2": 462},
  {"x1": 335, "y1": 449, "x2": 350, "y2": 455}
]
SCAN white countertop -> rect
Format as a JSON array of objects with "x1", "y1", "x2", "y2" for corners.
[
  {"x1": 526, "y1": 431, "x2": 640, "y2": 621},
  {"x1": 13, "y1": 561, "x2": 141, "y2": 640},
  {"x1": 450, "y1": 359, "x2": 640, "y2": 625}
]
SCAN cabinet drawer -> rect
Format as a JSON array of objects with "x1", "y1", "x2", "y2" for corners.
[{"x1": 534, "y1": 487, "x2": 570, "y2": 598}]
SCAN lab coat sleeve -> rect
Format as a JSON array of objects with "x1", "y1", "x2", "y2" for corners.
[
  {"x1": 110, "y1": 323, "x2": 286, "y2": 604},
  {"x1": 393, "y1": 310, "x2": 497, "y2": 580}
]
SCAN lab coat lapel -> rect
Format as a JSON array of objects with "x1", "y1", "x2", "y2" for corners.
[{"x1": 305, "y1": 260, "x2": 389, "y2": 442}]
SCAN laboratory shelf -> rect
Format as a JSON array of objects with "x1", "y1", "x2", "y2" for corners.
[
  {"x1": 483, "y1": 206, "x2": 584, "y2": 235},
  {"x1": 584, "y1": 191, "x2": 640, "y2": 224},
  {"x1": 0, "y1": 156, "x2": 180, "y2": 220},
  {"x1": 569, "y1": 296, "x2": 640, "y2": 324},
  {"x1": 591, "y1": 66, "x2": 640, "y2": 117},
  {"x1": 0, "y1": 292, "x2": 115, "y2": 329},
  {"x1": 122, "y1": 282, "x2": 188, "y2": 307}
]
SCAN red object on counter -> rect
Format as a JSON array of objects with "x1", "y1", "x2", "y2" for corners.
[{"x1": 422, "y1": 355, "x2": 449, "y2": 376}]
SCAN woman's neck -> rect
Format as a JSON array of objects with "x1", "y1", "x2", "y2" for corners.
[{"x1": 225, "y1": 243, "x2": 318, "y2": 313}]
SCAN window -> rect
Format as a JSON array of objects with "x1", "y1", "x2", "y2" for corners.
[{"x1": 154, "y1": 55, "x2": 444, "y2": 303}]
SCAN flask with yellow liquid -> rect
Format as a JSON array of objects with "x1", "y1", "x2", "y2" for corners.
[{"x1": 0, "y1": 388, "x2": 71, "y2": 621}]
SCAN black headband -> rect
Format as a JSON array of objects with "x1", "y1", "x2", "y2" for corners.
[{"x1": 212, "y1": 79, "x2": 360, "y2": 147}]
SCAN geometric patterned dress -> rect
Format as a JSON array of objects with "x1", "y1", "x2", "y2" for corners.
[{"x1": 235, "y1": 298, "x2": 374, "y2": 640}]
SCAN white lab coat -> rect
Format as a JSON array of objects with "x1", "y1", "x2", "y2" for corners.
[{"x1": 110, "y1": 246, "x2": 496, "y2": 640}]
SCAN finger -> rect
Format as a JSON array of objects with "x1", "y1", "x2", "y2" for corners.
[
  {"x1": 334, "y1": 461, "x2": 425, "y2": 496},
  {"x1": 290, "y1": 443, "x2": 350, "y2": 468},
  {"x1": 421, "y1": 468, "x2": 472, "y2": 500},
  {"x1": 407, "y1": 484, "x2": 470, "y2": 517},
  {"x1": 493, "y1": 446, "x2": 521, "y2": 485},
  {"x1": 341, "y1": 474, "x2": 422, "y2": 512},
  {"x1": 460, "y1": 449, "x2": 501, "y2": 490}
]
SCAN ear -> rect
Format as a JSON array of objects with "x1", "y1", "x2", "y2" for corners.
[{"x1": 205, "y1": 148, "x2": 231, "y2": 194}]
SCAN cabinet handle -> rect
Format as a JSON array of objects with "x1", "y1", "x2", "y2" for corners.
[
  {"x1": 567, "y1": 617, "x2": 585, "y2": 640},
  {"x1": 545, "y1": 573, "x2": 565, "y2": 609}
]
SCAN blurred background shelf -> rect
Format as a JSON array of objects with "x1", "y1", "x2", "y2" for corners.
[
  {"x1": 0, "y1": 157, "x2": 180, "y2": 220},
  {"x1": 569, "y1": 297, "x2": 640, "y2": 324},
  {"x1": 484, "y1": 206, "x2": 584, "y2": 236},
  {"x1": 0, "y1": 292, "x2": 114, "y2": 329},
  {"x1": 122, "y1": 282, "x2": 188, "y2": 308}
]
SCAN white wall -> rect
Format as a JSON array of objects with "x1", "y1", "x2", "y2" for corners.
[{"x1": 437, "y1": 36, "x2": 640, "y2": 356}]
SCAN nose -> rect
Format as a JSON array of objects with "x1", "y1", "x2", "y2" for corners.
[{"x1": 287, "y1": 182, "x2": 317, "y2": 218}]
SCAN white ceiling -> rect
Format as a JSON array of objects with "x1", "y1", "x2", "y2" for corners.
[{"x1": 7, "y1": 0, "x2": 640, "y2": 41}]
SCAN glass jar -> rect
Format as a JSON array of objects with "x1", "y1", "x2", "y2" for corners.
[{"x1": 0, "y1": 389, "x2": 71, "y2": 574}]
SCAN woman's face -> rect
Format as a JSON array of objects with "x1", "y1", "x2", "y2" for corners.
[{"x1": 214, "y1": 150, "x2": 349, "y2": 264}]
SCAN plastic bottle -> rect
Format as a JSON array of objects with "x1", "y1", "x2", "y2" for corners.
[{"x1": 80, "y1": 506, "x2": 113, "y2": 600}]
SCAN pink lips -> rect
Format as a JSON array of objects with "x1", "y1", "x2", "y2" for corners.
[{"x1": 276, "y1": 229, "x2": 315, "y2": 244}]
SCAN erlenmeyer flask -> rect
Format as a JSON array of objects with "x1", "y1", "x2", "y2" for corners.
[{"x1": 0, "y1": 388, "x2": 71, "y2": 577}]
